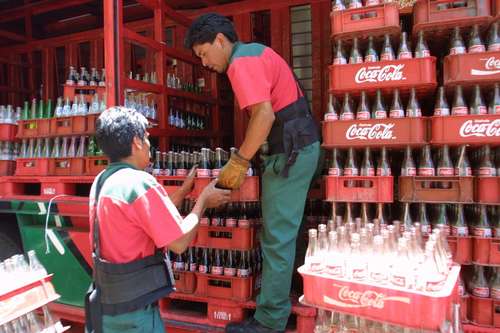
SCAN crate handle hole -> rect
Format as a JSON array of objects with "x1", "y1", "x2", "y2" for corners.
[
  {"x1": 343, "y1": 180, "x2": 373, "y2": 188},
  {"x1": 208, "y1": 279, "x2": 232, "y2": 288},
  {"x1": 208, "y1": 231, "x2": 233, "y2": 239}
]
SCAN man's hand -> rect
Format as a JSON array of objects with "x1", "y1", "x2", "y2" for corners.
[
  {"x1": 199, "y1": 179, "x2": 231, "y2": 208},
  {"x1": 181, "y1": 165, "x2": 197, "y2": 194},
  {"x1": 217, "y1": 150, "x2": 249, "y2": 190}
]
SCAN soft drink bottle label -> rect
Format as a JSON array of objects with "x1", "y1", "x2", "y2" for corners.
[
  {"x1": 211, "y1": 266, "x2": 223, "y2": 275},
  {"x1": 437, "y1": 167, "x2": 454, "y2": 176},
  {"x1": 374, "y1": 110, "x2": 387, "y2": 119},
  {"x1": 398, "y1": 51, "x2": 412, "y2": 59},
  {"x1": 402, "y1": 167, "x2": 417, "y2": 176},
  {"x1": 434, "y1": 224, "x2": 450, "y2": 236},
  {"x1": 421, "y1": 224, "x2": 432, "y2": 235},
  {"x1": 469, "y1": 44, "x2": 486, "y2": 53},
  {"x1": 492, "y1": 287, "x2": 500, "y2": 300},
  {"x1": 200, "y1": 217, "x2": 210, "y2": 226},
  {"x1": 474, "y1": 106, "x2": 488, "y2": 115},
  {"x1": 426, "y1": 278, "x2": 446, "y2": 292},
  {"x1": 489, "y1": 43, "x2": 500, "y2": 52},
  {"x1": 352, "y1": 268, "x2": 367, "y2": 280},
  {"x1": 333, "y1": 57, "x2": 347, "y2": 65},
  {"x1": 324, "y1": 112, "x2": 338, "y2": 121},
  {"x1": 348, "y1": 1, "x2": 362, "y2": 9},
  {"x1": 479, "y1": 167, "x2": 495, "y2": 176},
  {"x1": 173, "y1": 262, "x2": 185, "y2": 271},
  {"x1": 451, "y1": 226, "x2": 469, "y2": 237},
  {"x1": 199, "y1": 265, "x2": 208, "y2": 274},
  {"x1": 473, "y1": 227, "x2": 492, "y2": 237},
  {"x1": 455, "y1": 167, "x2": 472, "y2": 176},
  {"x1": 365, "y1": 0, "x2": 380, "y2": 5},
  {"x1": 326, "y1": 264, "x2": 344, "y2": 277},
  {"x1": 225, "y1": 218, "x2": 237, "y2": 227},
  {"x1": 381, "y1": 53, "x2": 394, "y2": 61},
  {"x1": 364, "y1": 54, "x2": 378, "y2": 63},
  {"x1": 344, "y1": 167, "x2": 359, "y2": 176},
  {"x1": 451, "y1": 106, "x2": 468, "y2": 115},
  {"x1": 212, "y1": 168, "x2": 221, "y2": 177},
  {"x1": 363, "y1": 167, "x2": 375, "y2": 176},
  {"x1": 391, "y1": 275, "x2": 407, "y2": 288},
  {"x1": 350, "y1": 56, "x2": 363, "y2": 64},
  {"x1": 197, "y1": 168, "x2": 211, "y2": 178},
  {"x1": 340, "y1": 112, "x2": 354, "y2": 120},
  {"x1": 494, "y1": 228, "x2": 500, "y2": 238},
  {"x1": 329, "y1": 168, "x2": 341, "y2": 176},
  {"x1": 376, "y1": 167, "x2": 391, "y2": 176},
  {"x1": 434, "y1": 108, "x2": 450, "y2": 116},
  {"x1": 417, "y1": 50, "x2": 431, "y2": 58},
  {"x1": 450, "y1": 46, "x2": 466, "y2": 55},
  {"x1": 356, "y1": 111, "x2": 370, "y2": 120},
  {"x1": 389, "y1": 109, "x2": 404, "y2": 118},
  {"x1": 370, "y1": 271, "x2": 388, "y2": 284},
  {"x1": 418, "y1": 168, "x2": 435, "y2": 176},
  {"x1": 189, "y1": 263, "x2": 197, "y2": 272},
  {"x1": 211, "y1": 217, "x2": 222, "y2": 226},
  {"x1": 237, "y1": 268, "x2": 250, "y2": 277},
  {"x1": 332, "y1": 3, "x2": 345, "y2": 11},
  {"x1": 238, "y1": 219, "x2": 250, "y2": 228},
  {"x1": 472, "y1": 287, "x2": 490, "y2": 298},
  {"x1": 176, "y1": 169, "x2": 188, "y2": 177},
  {"x1": 224, "y1": 267, "x2": 236, "y2": 276}
]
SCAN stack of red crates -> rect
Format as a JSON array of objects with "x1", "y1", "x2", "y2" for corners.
[{"x1": 0, "y1": 108, "x2": 18, "y2": 176}]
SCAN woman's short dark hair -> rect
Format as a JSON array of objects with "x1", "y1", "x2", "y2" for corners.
[
  {"x1": 95, "y1": 107, "x2": 148, "y2": 162},
  {"x1": 184, "y1": 13, "x2": 238, "y2": 49}
]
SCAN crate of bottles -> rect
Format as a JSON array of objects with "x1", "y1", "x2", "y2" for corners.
[
  {"x1": 86, "y1": 113, "x2": 99, "y2": 134},
  {"x1": 50, "y1": 116, "x2": 87, "y2": 136},
  {"x1": 15, "y1": 158, "x2": 50, "y2": 176},
  {"x1": 329, "y1": 57, "x2": 437, "y2": 94},
  {"x1": 448, "y1": 236, "x2": 473, "y2": 264},
  {"x1": 196, "y1": 225, "x2": 259, "y2": 250},
  {"x1": 472, "y1": 237, "x2": 500, "y2": 265},
  {"x1": 172, "y1": 271, "x2": 196, "y2": 294},
  {"x1": 85, "y1": 156, "x2": 109, "y2": 176},
  {"x1": 194, "y1": 273, "x2": 258, "y2": 302},
  {"x1": 48, "y1": 157, "x2": 86, "y2": 176},
  {"x1": 193, "y1": 176, "x2": 260, "y2": 202},
  {"x1": 399, "y1": 176, "x2": 475, "y2": 203},
  {"x1": 470, "y1": 295, "x2": 500, "y2": 327},
  {"x1": 0, "y1": 124, "x2": 17, "y2": 141},
  {"x1": 330, "y1": 3, "x2": 400, "y2": 39},
  {"x1": 298, "y1": 264, "x2": 461, "y2": 330},
  {"x1": 476, "y1": 177, "x2": 500, "y2": 204},
  {"x1": 322, "y1": 117, "x2": 428, "y2": 148},
  {"x1": 0, "y1": 160, "x2": 16, "y2": 176},
  {"x1": 413, "y1": 0, "x2": 492, "y2": 34},
  {"x1": 444, "y1": 51, "x2": 500, "y2": 86},
  {"x1": 430, "y1": 115, "x2": 500, "y2": 146},
  {"x1": 325, "y1": 176, "x2": 393, "y2": 202},
  {"x1": 16, "y1": 119, "x2": 50, "y2": 138},
  {"x1": 156, "y1": 176, "x2": 188, "y2": 196}
]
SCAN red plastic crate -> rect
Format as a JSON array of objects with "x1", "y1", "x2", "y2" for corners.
[
  {"x1": 48, "y1": 158, "x2": 85, "y2": 176},
  {"x1": 476, "y1": 177, "x2": 500, "y2": 204},
  {"x1": 461, "y1": 295, "x2": 470, "y2": 323},
  {"x1": 322, "y1": 117, "x2": 428, "y2": 149},
  {"x1": 16, "y1": 119, "x2": 50, "y2": 138},
  {"x1": 444, "y1": 51, "x2": 500, "y2": 87},
  {"x1": 398, "y1": 176, "x2": 475, "y2": 203},
  {"x1": 50, "y1": 116, "x2": 87, "y2": 136},
  {"x1": 330, "y1": 3, "x2": 400, "y2": 39},
  {"x1": 0, "y1": 175, "x2": 94, "y2": 198},
  {"x1": 156, "y1": 176, "x2": 187, "y2": 196},
  {"x1": 447, "y1": 236, "x2": 472, "y2": 264},
  {"x1": 495, "y1": 0, "x2": 500, "y2": 18},
  {"x1": 194, "y1": 273, "x2": 258, "y2": 302},
  {"x1": 86, "y1": 113, "x2": 99, "y2": 134},
  {"x1": 325, "y1": 176, "x2": 393, "y2": 202},
  {"x1": 0, "y1": 160, "x2": 16, "y2": 176},
  {"x1": 470, "y1": 296, "x2": 500, "y2": 328},
  {"x1": 195, "y1": 225, "x2": 258, "y2": 250},
  {"x1": 329, "y1": 57, "x2": 437, "y2": 95},
  {"x1": 173, "y1": 271, "x2": 196, "y2": 294},
  {"x1": 472, "y1": 237, "x2": 500, "y2": 265},
  {"x1": 299, "y1": 265, "x2": 460, "y2": 331},
  {"x1": 413, "y1": 0, "x2": 492, "y2": 34},
  {"x1": 193, "y1": 177, "x2": 259, "y2": 201},
  {"x1": 85, "y1": 156, "x2": 109, "y2": 176},
  {"x1": 0, "y1": 124, "x2": 17, "y2": 141},
  {"x1": 430, "y1": 115, "x2": 500, "y2": 146},
  {"x1": 15, "y1": 158, "x2": 50, "y2": 176}
]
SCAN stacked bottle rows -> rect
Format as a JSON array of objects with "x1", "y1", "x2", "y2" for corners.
[
  {"x1": 0, "y1": 104, "x2": 19, "y2": 176},
  {"x1": 0, "y1": 306, "x2": 62, "y2": 333},
  {"x1": 167, "y1": 97, "x2": 210, "y2": 131},
  {"x1": 66, "y1": 66, "x2": 106, "y2": 87},
  {"x1": 17, "y1": 136, "x2": 103, "y2": 160}
]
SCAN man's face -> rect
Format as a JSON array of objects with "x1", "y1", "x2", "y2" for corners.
[
  {"x1": 137, "y1": 132, "x2": 151, "y2": 170},
  {"x1": 193, "y1": 34, "x2": 229, "y2": 74}
]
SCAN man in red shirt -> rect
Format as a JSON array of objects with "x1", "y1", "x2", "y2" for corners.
[
  {"x1": 86, "y1": 107, "x2": 230, "y2": 333},
  {"x1": 185, "y1": 13, "x2": 320, "y2": 333}
]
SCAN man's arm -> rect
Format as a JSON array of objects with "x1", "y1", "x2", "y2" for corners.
[{"x1": 238, "y1": 101, "x2": 275, "y2": 160}]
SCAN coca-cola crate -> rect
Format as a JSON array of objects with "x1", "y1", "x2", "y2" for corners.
[
  {"x1": 322, "y1": 117, "x2": 428, "y2": 149},
  {"x1": 325, "y1": 176, "x2": 393, "y2": 202},
  {"x1": 48, "y1": 157, "x2": 85, "y2": 176},
  {"x1": 193, "y1": 177, "x2": 259, "y2": 201},
  {"x1": 194, "y1": 273, "x2": 259, "y2": 302},
  {"x1": 15, "y1": 158, "x2": 50, "y2": 176},
  {"x1": 0, "y1": 176, "x2": 94, "y2": 198},
  {"x1": 195, "y1": 225, "x2": 258, "y2": 250},
  {"x1": 330, "y1": 3, "x2": 400, "y2": 40},
  {"x1": 156, "y1": 176, "x2": 187, "y2": 196},
  {"x1": 298, "y1": 265, "x2": 460, "y2": 330},
  {"x1": 329, "y1": 57, "x2": 437, "y2": 95},
  {"x1": 50, "y1": 116, "x2": 87, "y2": 136},
  {"x1": 495, "y1": 0, "x2": 500, "y2": 18},
  {"x1": 0, "y1": 124, "x2": 17, "y2": 141},
  {"x1": 444, "y1": 51, "x2": 500, "y2": 87},
  {"x1": 63, "y1": 85, "x2": 105, "y2": 104},
  {"x1": 448, "y1": 236, "x2": 473, "y2": 264},
  {"x1": 430, "y1": 115, "x2": 500, "y2": 146},
  {"x1": 413, "y1": 0, "x2": 492, "y2": 35},
  {"x1": 461, "y1": 295, "x2": 470, "y2": 322},
  {"x1": 85, "y1": 156, "x2": 109, "y2": 176},
  {"x1": 0, "y1": 160, "x2": 16, "y2": 176},
  {"x1": 476, "y1": 177, "x2": 500, "y2": 204},
  {"x1": 16, "y1": 119, "x2": 50, "y2": 138},
  {"x1": 398, "y1": 176, "x2": 474, "y2": 203},
  {"x1": 308, "y1": 178, "x2": 325, "y2": 200},
  {"x1": 86, "y1": 113, "x2": 99, "y2": 134},
  {"x1": 472, "y1": 237, "x2": 500, "y2": 265},
  {"x1": 470, "y1": 296, "x2": 500, "y2": 328},
  {"x1": 172, "y1": 271, "x2": 196, "y2": 294}
]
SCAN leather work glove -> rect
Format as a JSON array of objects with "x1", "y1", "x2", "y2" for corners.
[{"x1": 217, "y1": 150, "x2": 250, "y2": 190}]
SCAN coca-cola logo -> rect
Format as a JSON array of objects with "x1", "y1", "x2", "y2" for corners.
[
  {"x1": 323, "y1": 284, "x2": 411, "y2": 309},
  {"x1": 346, "y1": 123, "x2": 396, "y2": 140},
  {"x1": 470, "y1": 56, "x2": 500, "y2": 76},
  {"x1": 355, "y1": 64, "x2": 406, "y2": 84},
  {"x1": 459, "y1": 119, "x2": 500, "y2": 138}
]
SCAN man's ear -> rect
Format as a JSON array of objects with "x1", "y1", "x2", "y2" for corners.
[
  {"x1": 132, "y1": 136, "x2": 143, "y2": 151},
  {"x1": 215, "y1": 32, "x2": 226, "y2": 47}
]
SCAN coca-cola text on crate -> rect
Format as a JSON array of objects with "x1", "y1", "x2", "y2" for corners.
[
  {"x1": 431, "y1": 115, "x2": 500, "y2": 146},
  {"x1": 444, "y1": 51, "x2": 500, "y2": 86}
]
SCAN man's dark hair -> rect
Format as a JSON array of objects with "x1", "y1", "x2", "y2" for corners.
[
  {"x1": 95, "y1": 106, "x2": 148, "y2": 162},
  {"x1": 184, "y1": 13, "x2": 238, "y2": 49}
]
